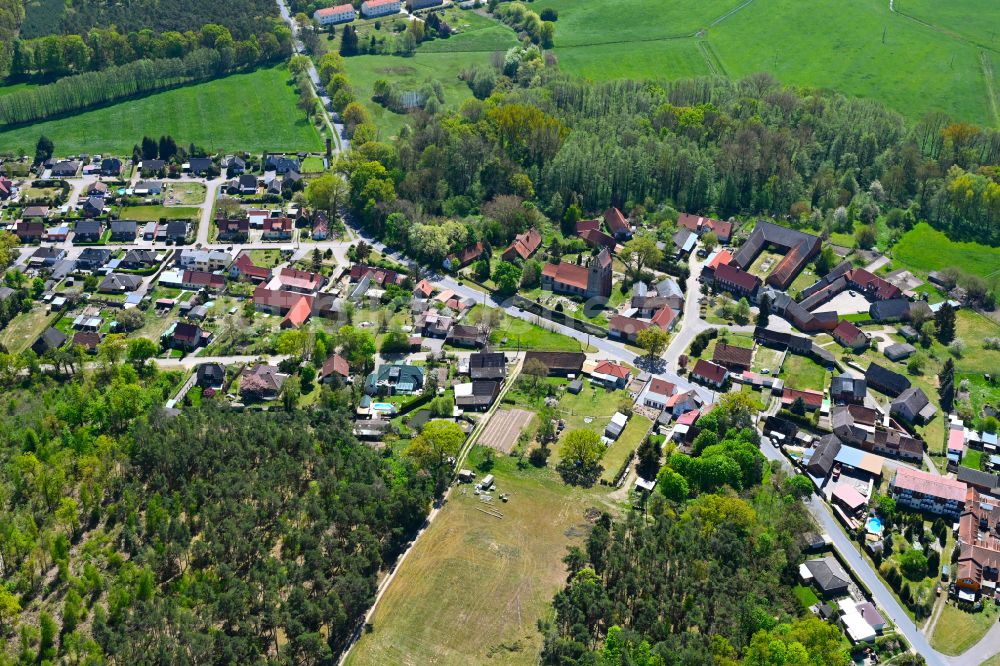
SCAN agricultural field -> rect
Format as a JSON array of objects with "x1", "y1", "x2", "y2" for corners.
[
  {"x1": 892, "y1": 223, "x2": 1000, "y2": 282},
  {"x1": 345, "y1": 450, "x2": 613, "y2": 666},
  {"x1": 530, "y1": 0, "x2": 999, "y2": 125},
  {"x1": 0, "y1": 66, "x2": 323, "y2": 154}
]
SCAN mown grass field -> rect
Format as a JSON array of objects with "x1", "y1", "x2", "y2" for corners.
[
  {"x1": 345, "y1": 450, "x2": 612, "y2": 666},
  {"x1": 599, "y1": 414, "x2": 652, "y2": 484},
  {"x1": 0, "y1": 65, "x2": 322, "y2": 154},
  {"x1": 892, "y1": 223, "x2": 1000, "y2": 282},
  {"x1": 527, "y1": 0, "x2": 999, "y2": 125},
  {"x1": 119, "y1": 205, "x2": 200, "y2": 221}
]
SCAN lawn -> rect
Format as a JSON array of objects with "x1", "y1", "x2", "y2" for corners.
[
  {"x1": 930, "y1": 598, "x2": 1000, "y2": 655},
  {"x1": 119, "y1": 205, "x2": 199, "y2": 221},
  {"x1": 472, "y1": 305, "x2": 585, "y2": 352},
  {"x1": 779, "y1": 353, "x2": 829, "y2": 392},
  {"x1": 521, "y1": 0, "x2": 996, "y2": 124},
  {"x1": 792, "y1": 584, "x2": 820, "y2": 609},
  {"x1": 345, "y1": 451, "x2": 614, "y2": 665},
  {"x1": 961, "y1": 448, "x2": 982, "y2": 471},
  {"x1": 752, "y1": 346, "x2": 784, "y2": 374},
  {"x1": 600, "y1": 414, "x2": 652, "y2": 484},
  {"x1": 893, "y1": 223, "x2": 1000, "y2": 282},
  {"x1": 0, "y1": 307, "x2": 58, "y2": 353},
  {"x1": 249, "y1": 249, "x2": 284, "y2": 268},
  {"x1": 164, "y1": 182, "x2": 206, "y2": 205},
  {"x1": 0, "y1": 65, "x2": 323, "y2": 154},
  {"x1": 299, "y1": 156, "x2": 324, "y2": 173}
]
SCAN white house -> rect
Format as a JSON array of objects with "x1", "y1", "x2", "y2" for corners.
[
  {"x1": 361, "y1": 0, "x2": 400, "y2": 17},
  {"x1": 314, "y1": 3, "x2": 356, "y2": 25}
]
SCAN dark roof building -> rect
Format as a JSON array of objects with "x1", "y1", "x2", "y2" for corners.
[
  {"x1": 830, "y1": 373, "x2": 866, "y2": 404},
  {"x1": 804, "y1": 557, "x2": 851, "y2": 597},
  {"x1": 806, "y1": 434, "x2": 842, "y2": 478},
  {"x1": 455, "y1": 380, "x2": 501, "y2": 410},
  {"x1": 196, "y1": 363, "x2": 226, "y2": 388},
  {"x1": 32, "y1": 327, "x2": 67, "y2": 355},
  {"x1": 523, "y1": 351, "x2": 586, "y2": 376},
  {"x1": 712, "y1": 342, "x2": 753, "y2": 371},
  {"x1": 469, "y1": 352, "x2": 505, "y2": 380},
  {"x1": 866, "y1": 362, "x2": 911, "y2": 397},
  {"x1": 732, "y1": 221, "x2": 821, "y2": 290}
]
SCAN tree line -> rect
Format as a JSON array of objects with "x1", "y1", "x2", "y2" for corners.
[
  {"x1": 0, "y1": 0, "x2": 23, "y2": 76},
  {"x1": 9, "y1": 21, "x2": 291, "y2": 79},
  {"x1": 0, "y1": 45, "x2": 288, "y2": 127},
  {"x1": 21, "y1": 0, "x2": 279, "y2": 41},
  {"x1": 339, "y1": 61, "x2": 1000, "y2": 265}
]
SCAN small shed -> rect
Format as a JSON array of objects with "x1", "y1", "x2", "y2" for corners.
[{"x1": 567, "y1": 379, "x2": 583, "y2": 394}]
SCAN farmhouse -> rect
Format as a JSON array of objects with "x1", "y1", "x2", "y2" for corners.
[
  {"x1": 890, "y1": 387, "x2": 937, "y2": 424},
  {"x1": 640, "y1": 378, "x2": 675, "y2": 411},
  {"x1": 444, "y1": 242, "x2": 484, "y2": 270},
  {"x1": 314, "y1": 3, "x2": 355, "y2": 24},
  {"x1": 523, "y1": 351, "x2": 585, "y2": 376},
  {"x1": 832, "y1": 320, "x2": 868, "y2": 351},
  {"x1": 805, "y1": 435, "x2": 841, "y2": 478},
  {"x1": 732, "y1": 221, "x2": 821, "y2": 290},
  {"x1": 608, "y1": 314, "x2": 649, "y2": 343},
  {"x1": 781, "y1": 388, "x2": 823, "y2": 411},
  {"x1": 502, "y1": 228, "x2": 542, "y2": 262},
  {"x1": 678, "y1": 213, "x2": 733, "y2": 242},
  {"x1": 711, "y1": 342, "x2": 753, "y2": 371},
  {"x1": 712, "y1": 262, "x2": 761, "y2": 298},
  {"x1": 603, "y1": 207, "x2": 631, "y2": 240}
]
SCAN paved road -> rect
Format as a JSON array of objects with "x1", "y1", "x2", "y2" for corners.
[
  {"x1": 758, "y1": 441, "x2": 945, "y2": 664},
  {"x1": 275, "y1": 0, "x2": 348, "y2": 151}
]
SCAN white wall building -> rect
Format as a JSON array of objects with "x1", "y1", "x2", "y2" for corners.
[
  {"x1": 361, "y1": 0, "x2": 401, "y2": 17},
  {"x1": 314, "y1": 3, "x2": 356, "y2": 25}
]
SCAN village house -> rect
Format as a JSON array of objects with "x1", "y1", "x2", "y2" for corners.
[
  {"x1": 15, "y1": 220, "x2": 45, "y2": 243},
  {"x1": 677, "y1": 212, "x2": 733, "y2": 242},
  {"x1": 178, "y1": 249, "x2": 232, "y2": 272},
  {"x1": 110, "y1": 220, "x2": 138, "y2": 242},
  {"x1": 29, "y1": 246, "x2": 65, "y2": 267},
  {"x1": 444, "y1": 242, "x2": 484, "y2": 271},
  {"x1": 781, "y1": 388, "x2": 824, "y2": 411},
  {"x1": 830, "y1": 373, "x2": 866, "y2": 404},
  {"x1": 890, "y1": 387, "x2": 937, "y2": 424},
  {"x1": 319, "y1": 354, "x2": 351, "y2": 383},
  {"x1": 502, "y1": 228, "x2": 542, "y2": 262},
  {"x1": 711, "y1": 342, "x2": 753, "y2": 372},
  {"x1": 77, "y1": 247, "x2": 111, "y2": 271},
  {"x1": 120, "y1": 249, "x2": 158, "y2": 270},
  {"x1": 884, "y1": 342, "x2": 916, "y2": 362},
  {"x1": 640, "y1": 378, "x2": 676, "y2": 411},
  {"x1": 446, "y1": 324, "x2": 486, "y2": 348},
  {"x1": 690, "y1": 359, "x2": 728, "y2": 388},
  {"x1": 262, "y1": 217, "x2": 294, "y2": 241},
  {"x1": 470, "y1": 352, "x2": 505, "y2": 380},
  {"x1": 603, "y1": 207, "x2": 632, "y2": 241},
  {"x1": 74, "y1": 219, "x2": 103, "y2": 243},
  {"x1": 589, "y1": 360, "x2": 631, "y2": 390},
  {"x1": 99, "y1": 273, "x2": 143, "y2": 293},
  {"x1": 181, "y1": 270, "x2": 226, "y2": 292},
  {"x1": 280, "y1": 295, "x2": 313, "y2": 329},
  {"x1": 523, "y1": 351, "x2": 586, "y2": 377},
  {"x1": 365, "y1": 363, "x2": 424, "y2": 395},
  {"x1": 32, "y1": 327, "x2": 67, "y2": 355},
  {"x1": 240, "y1": 364, "x2": 285, "y2": 401},
  {"x1": 608, "y1": 314, "x2": 649, "y2": 343},
  {"x1": 832, "y1": 320, "x2": 868, "y2": 351},
  {"x1": 866, "y1": 362, "x2": 911, "y2": 397},
  {"x1": 264, "y1": 155, "x2": 301, "y2": 174},
  {"x1": 72, "y1": 331, "x2": 101, "y2": 353},
  {"x1": 165, "y1": 322, "x2": 205, "y2": 351},
  {"x1": 712, "y1": 262, "x2": 761, "y2": 298},
  {"x1": 579, "y1": 227, "x2": 617, "y2": 253},
  {"x1": 217, "y1": 217, "x2": 250, "y2": 242},
  {"x1": 454, "y1": 380, "x2": 501, "y2": 411},
  {"x1": 196, "y1": 363, "x2": 226, "y2": 389}
]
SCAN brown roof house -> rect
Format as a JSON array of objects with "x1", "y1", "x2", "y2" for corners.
[
  {"x1": 691, "y1": 359, "x2": 728, "y2": 388},
  {"x1": 240, "y1": 364, "x2": 286, "y2": 401},
  {"x1": 712, "y1": 342, "x2": 753, "y2": 371},
  {"x1": 524, "y1": 351, "x2": 586, "y2": 377},
  {"x1": 832, "y1": 320, "x2": 868, "y2": 351},
  {"x1": 502, "y1": 228, "x2": 542, "y2": 262},
  {"x1": 320, "y1": 353, "x2": 351, "y2": 383}
]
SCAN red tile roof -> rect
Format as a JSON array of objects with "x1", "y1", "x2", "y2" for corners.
[
  {"x1": 678, "y1": 213, "x2": 733, "y2": 240},
  {"x1": 846, "y1": 268, "x2": 902, "y2": 301},
  {"x1": 579, "y1": 227, "x2": 616, "y2": 252},
  {"x1": 576, "y1": 219, "x2": 600, "y2": 234},
  {"x1": 263, "y1": 217, "x2": 294, "y2": 232},
  {"x1": 650, "y1": 307, "x2": 676, "y2": 330},
  {"x1": 414, "y1": 279, "x2": 434, "y2": 298},
  {"x1": 281, "y1": 295, "x2": 313, "y2": 328},
  {"x1": 233, "y1": 253, "x2": 271, "y2": 280},
  {"x1": 893, "y1": 466, "x2": 967, "y2": 503},
  {"x1": 833, "y1": 320, "x2": 866, "y2": 345},
  {"x1": 503, "y1": 228, "x2": 542, "y2": 261},
  {"x1": 781, "y1": 388, "x2": 823, "y2": 408},
  {"x1": 317, "y1": 3, "x2": 353, "y2": 14},
  {"x1": 603, "y1": 207, "x2": 628, "y2": 234},
  {"x1": 648, "y1": 378, "x2": 675, "y2": 398},
  {"x1": 707, "y1": 249, "x2": 733, "y2": 270},
  {"x1": 677, "y1": 409, "x2": 700, "y2": 425},
  {"x1": 594, "y1": 360, "x2": 630, "y2": 379},
  {"x1": 322, "y1": 353, "x2": 350, "y2": 377},
  {"x1": 278, "y1": 267, "x2": 322, "y2": 292},
  {"x1": 183, "y1": 270, "x2": 225, "y2": 289},
  {"x1": 692, "y1": 359, "x2": 728, "y2": 384},
  {"x1": 542, "y1": 261, "x2": 589, "y2": 291},
  {"x1": 608, "y1": 314, "x2": 649, "y2": 336},
  {"x1": 714, "y1": 262, "x2": 761, "y2": 292}
]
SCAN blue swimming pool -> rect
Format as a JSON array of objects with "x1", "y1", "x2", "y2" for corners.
[
  {"x1": 372, "y1": 402, "x2": 396, "y2": 413},
  {"x1": 866, "y1": 516, "x2": 884, "y2": 535}
]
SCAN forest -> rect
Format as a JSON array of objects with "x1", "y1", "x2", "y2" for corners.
[
  {"x1": 0, "y1": 354, "x2": 434, "y2": 662},
  {"x1": 20, "y1": 0, "x2": 278, "y2": 41},
  {"x1": 339, "y1": 55, "x2": 1000, "y2": 262}
]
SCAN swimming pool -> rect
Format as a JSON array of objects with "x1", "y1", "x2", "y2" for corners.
[
  {"x1": 372, "y1": 402, "x2": 396, "y2": 413},
  {"x1": 866, "y1": 516, "x2": 884, "y2": 535}
]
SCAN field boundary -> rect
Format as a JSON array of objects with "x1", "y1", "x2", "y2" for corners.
[
  {"x1": 698, "y1": 39, "x2": 728, "y2": 77},
  {"x1": 981, "y1": 52, "x2": 1000, "y2": 128}
]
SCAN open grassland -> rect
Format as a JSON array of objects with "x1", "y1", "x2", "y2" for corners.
[
  {"x1": 895, "y1": 0, "x2": 1000, "y2": 49},
  {"x1": 530, "y1": 0, "x2": 998, "y2": 125},
  {"x1": 120, "y1": 205, "x2": 200, "y2": 221},
  {"x1": 345, "y1": 451, "x2": 612, "y2": 666},
  {"x1": 892, "y1": 223, "x2": 1000, "y2": 281},
  {"x1": 0, "y1": 308, "x2": 57, "y2": 354},
  {"x1": 339, "y1": 49, "x2": 495, "y2": 139},
  {"x1": 930, "y1": 598, "x2": 1000, "y2": 655},
  {"x1": 0, "y1": 66, "x2": 322, "y2": 154}
]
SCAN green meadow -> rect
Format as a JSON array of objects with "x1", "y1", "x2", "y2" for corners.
[
  {"x1": 0, "y1": 65, "x2": 323, "y2": 154},
  {"x1": 892, "y1": 223, "x2": 1000, "y2": 281}
]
